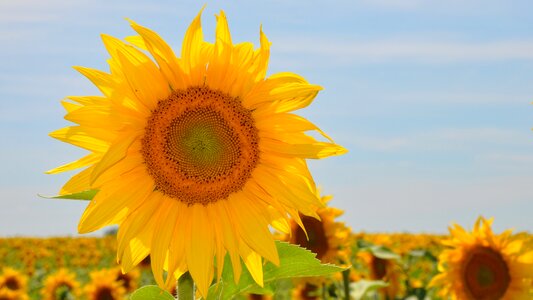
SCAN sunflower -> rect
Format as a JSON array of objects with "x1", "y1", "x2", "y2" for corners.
[
  {"x1": 0, "y1": 268, "x2": 28, "y2": 297},
  {"x1": 283, "y1": 194, "x2": 352, "y2": 266},
  {"x1": 0, "y1": 288, "x2": 24, "y2": 300},
  {"x1": 429, "y1": 216, "x2": 533, "y2": 299},
  {"x1": 40, "y1": 268, "x2": 81, "y2": 300},
  {"x1": 48, "y1": 8, "x2": 346, "y2": 297},
  {"x1": 358, "y1": 251, "x2": 402, "y2": 299},
  {"x1": 110, "y1": 266, "x2": 139, "y2": 293},
  {"x1": 85, "y1": 269, "x2": 126, "y2": 300}
]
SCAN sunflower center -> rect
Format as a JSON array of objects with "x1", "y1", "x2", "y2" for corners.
[
  {"x1": 54, "y1": 284, "x2": 73, "y2": 300},
  {"x1": 371, "y1": 257, "x2": 388, "y2": 279},
  {"x1": 294, "y1": 215, "x2": 329, "y2": 260},
  {"x1": 95, "y1": 287, "x2": 114, "y2": 300},
  {"x1": 116, "y1": 273, "x2": 131, "y2": 290},
  {"x1": 142, "y1": 86, "x2": 259, "y2": 205},
  {"x1": 463, "y1": 246, "x2": 510, "y2": 300},
  {"x1": 4, "y1": 278, "x2": 20, "y2": 290}
]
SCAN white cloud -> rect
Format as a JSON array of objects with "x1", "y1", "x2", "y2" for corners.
[
  {"x1": 0, "y1": 0, "x2": 88, "y2": 23},
  {"x1": 333, "y1": 174, "x2": 533, "y2": 232},
  {"x1": 347, "y1": 128, "x2": 533, "y2": 152},
  {"x1": 275, "y1": 37, "x2": 533, "y2": 64}
]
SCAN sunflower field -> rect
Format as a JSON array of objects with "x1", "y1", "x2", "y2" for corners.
[{"x1": 1, "y1": 221, "x2": 532, "y2": 299}]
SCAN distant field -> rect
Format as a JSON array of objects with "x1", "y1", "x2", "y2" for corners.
[{"x1": 0, "y1": 232, "x2": 531, "y2": 299}]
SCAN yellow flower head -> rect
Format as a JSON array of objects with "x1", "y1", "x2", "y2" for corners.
[
  {"x1": 85, "y1": 269, "x2": 126, "y2": 300},
  {"x1": 429, "y1": 216, "x2": 533, "y2": 299},
  {"x1": 49, "y1": 8, "x2": 346, "y2": 296},
  {"x1": 110, "y1": 266, "x2": 140, "y2": 293},
  {"x1": 40, "y1": 268, "x2": 81, "y2": 300},
  {"x1": 358, "y1": 250, "x2": 403, "y2": 299},
  {"x1": 283, "y1": 194, "x2": 352, "y2": 266},
  {"x1": 0, "y1": 288, "x2": 28, "y2": 300},
  {"x1": 0, "y1": 268, "x2": 28, "y2": 296}
]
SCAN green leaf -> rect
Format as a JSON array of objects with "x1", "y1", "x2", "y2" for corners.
[
  {"x1": 129, "y1": 285, "x2": 175, "y2": 300},
  {"x1": 407, "y1": 249, "x2": 437, "y2": 262},
  {"x1": 350, "y1": 280, "x2": 389, "y2": 300},
  {"x1": 207, "y1": 241, "x2": 346, "y2": 299},
  {"x1": 39, "y1": 190, "x2": 98, "y2": 201},
  {"x1": 368, "y1": 245, "x2": 400, "y2": 260}
]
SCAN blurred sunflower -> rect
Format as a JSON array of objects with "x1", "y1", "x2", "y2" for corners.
[
  {"x1": 283, "y1": 194, "x2": 352, "y2": 266},
  {"x1": 0, "y1": 288, "x2": 25, "y2": 300},
  {"x1": 429, "y1": 216, "x2": 533, "y2": 299},
  {"x1": 85, "y1": 269, "x2": 126, "y2": 300},
  {"x1": 48, "y1": 7, "x2": 345, "y2": 296},
  {"x1": 358, "y1": 251, "x2": 402, "y2": 299},
  {"x1": 0, "y1": 268, "x2": 28, "y2": 298},
  {"x1": 110, "y1": 266, "x2": 139, "y2": 293},
  {"x1": 41, "y1": 268, "x2": 81, "y2": 300}
]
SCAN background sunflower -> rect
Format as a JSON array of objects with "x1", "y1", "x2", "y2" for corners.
[{"x1": 429, "y1": 216, "x2": 533, "y2": 299}]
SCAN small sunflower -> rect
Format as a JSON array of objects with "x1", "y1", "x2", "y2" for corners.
[
  {"x1": 40, "y1": 268, "x2": 81, "y2": 300},
  {"x1": 110, "y1": 266, "x2": 139, "y2": 293},
  {"x1": 49, "y1": 8, "x2": 345, "y2": 296},
  {"x1": 429, "y1": 216, "x2": 533, "y2": 299},
  {"x1": 0, "y1": 288, "x2": 24, "y2": 300},
  {"x1": 0, "y1": 268, "x2": 28, "y2": 297},
  {"x1": 85, "y1": 269, "x2": 126, "y2": 300},
  {"x1": 358, "y1": 250, "x2": 402, "y2": 299},
  {"x1": 283, "y1": 194, "x2": 351, "y2": 266}
]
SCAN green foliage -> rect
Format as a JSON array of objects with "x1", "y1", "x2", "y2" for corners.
[
  {"x1": 357, "y1": 240, "x2": 400, "y2": 261},
  {"x1": 129, "y1": 285, "x2": 175, "y2": 300},
  {"x1": 207, "y1": 241, "x2": 346, "y2": 299},
  {"x1": 39, "y1": 190, "x2": 97, "y2": 200},
  {"x1": 350, "y1": 280, "x2": 389, "y2": 300}
]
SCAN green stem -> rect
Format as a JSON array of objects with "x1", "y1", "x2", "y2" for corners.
[
  {"x1": 342, "y1": 269, "x2": 350, "y2": 300},
  {"x1": 177, "y1": 271, "x2": 195, "y2": 300}
]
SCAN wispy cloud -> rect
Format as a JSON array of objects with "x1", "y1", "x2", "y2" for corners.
[
  {"x1": 333, "y1": 174, "x2": 533, "y2": 232},
  {"x1": 347, "y1": 128, "x2": 533, "y2": 152},
  {"x1": 0, "y1": 0, "x2": 88, "y2": 24},
  {"x1": 275, "y1": 37, "x2": 533, "y2": 64}
]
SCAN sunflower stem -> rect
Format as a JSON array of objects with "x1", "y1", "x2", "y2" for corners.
[
  {"x1": 177, "y1": 271, "x2": 195, "y2": 300},
  {"x1": 342, "y1": 269, "x2": 350, "y2": 300}
]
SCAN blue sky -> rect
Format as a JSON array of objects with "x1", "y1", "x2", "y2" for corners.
[{"x1": 1, "y1": 0, "x2": 533, "y2": 236}]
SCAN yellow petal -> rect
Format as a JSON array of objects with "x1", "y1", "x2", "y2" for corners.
[
  {"x1": 59, "y1": 166, "x2": 93, "y2": 195},
  {"x1": 243, "y1": 72, "x2": 322, "y2": 112},
  {"x1": 256, "y1": 113, "x2": 333, "y2": 142},
  {"x1": 90, "y1": 132, "x2": 139, "y2": 184},
  {"x1": 181, "y1": 8, "x2": 206, "y2": 85},
  {"x1": 213, "y1": 202, "x2": 242, "y2": 283},
  {"x1": 226, "y1": 194, "x2": 279, "y2": 266},
  {"x1": 50, "y1": 126, "x2": 112, "y2": 153},
  {"x1": 73, "y1": 66, "x2": 116, "y2": 97},
  {"x1": 46, "y1": 153, "x2": 100, "y2": 174},
  {"x1": 239, "y1": 242, "x2": 264, "y2": 287},
  {"x1": 186, "y1": 204, "x2": 215, "y2": 297},
  {"x1": 150, "y1": 199, "x2": 179, "y2": 287},
  {"x1": 78, "y1": 167, "x2": 152, "y2": 233},
  {"x1": 117, "y1": 192, "x2": 162, "y2": 264},
  {"x1": 260, "y1": 137, "x2": 348, "y2": 159},
  {"x1": 128, "y1": 20, "x2": 187, "y2": 90}
]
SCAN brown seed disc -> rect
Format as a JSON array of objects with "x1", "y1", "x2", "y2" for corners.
[
  {"x1": 462, "y1": 246, "x2": 511, "y2": 300},
  {"x1": 293, "y1": 215, "x2": 329, "y2": 260},
  {"x1": 141, "y1": 86, "x2": 259, "y2": 205},
  {"x1": 371, "y1": 257, "x2": 388, "y2": 279}
]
